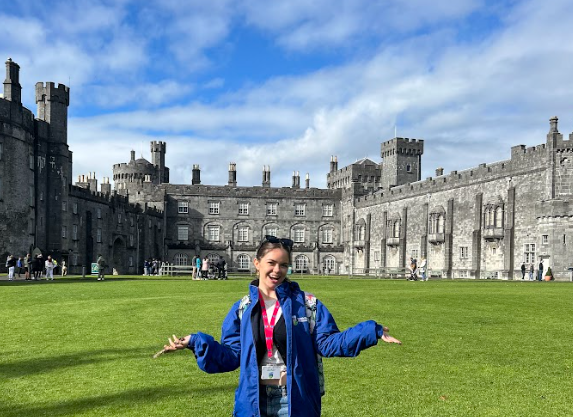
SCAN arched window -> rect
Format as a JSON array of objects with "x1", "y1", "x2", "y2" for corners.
[
  {"x1": 295, "y1": 255, "x2": 309, "y2": 272},
  {"x1": 174, "y1": 253, "x2": 188, "y2": 266},
  {"x1": 323, "y1": 255, "x2": 336, "y2": 273},
  {"x1": 208, "y1": 253, "x2": 219, "y2": 264},
  {"x1": 237, "y1": 254, "x2": 250, "y2": 270}
]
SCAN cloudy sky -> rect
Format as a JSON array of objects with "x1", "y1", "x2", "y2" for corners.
[{"x1": 3, "y1": 0, "x2": 573, "y2": 188}]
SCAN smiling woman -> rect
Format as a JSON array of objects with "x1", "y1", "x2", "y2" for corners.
[{"x1": 158, "y1": 235, "x2": 401, "y2": 417}]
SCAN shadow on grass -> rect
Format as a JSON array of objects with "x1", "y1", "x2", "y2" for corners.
[
  {"x1": 0, "y1": 346, "x2": 162, "y2": 379},
  {"x1": 0, "y1": 383, "x2": 236, "y2": 417}
]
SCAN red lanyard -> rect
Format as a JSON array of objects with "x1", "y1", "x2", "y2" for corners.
[{"x1": 259, "y1": 290, "x2": 280, "y2": 358}]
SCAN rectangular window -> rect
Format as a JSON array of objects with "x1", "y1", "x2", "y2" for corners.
[
  {"x1": 129, "y1": 234, "x2": 134, "y2": 246},
  {"x1": 238, "y1": 227, "x2": 249, "y2": 242},
  {"x1": 323, "y1": 229, "x2": 333, "y2": 243},
  {"x1": 62, "y1": 201, "x2": 67, "y2": 211},
  {"x1": 29, "y1": 185, "x2": 34, "y2": 206},
  {"x1": 118, "y1": 213, "x2": 122, "y2": 224},
  {"x1": 460, "y1": 246, "x2": 469, "y2": 259},
  {"x1": 129, "y1": 256, "x2": 134, "y2": 267},
  {"x1": 97, "y1": 208, "x2": 101, "y2": 219},
  {"x1": 29, "y1": 153, "x2": 34, "y2": 170},
  {"x1": 322, "y1": 204, "x2": 334, "y2": 217},
  {"x1": 542, "y1": 234, "x2": 548, "y2": 244},
  {"x1": 72, "y1": 224, "x2": 78, "y2": 240},
  {"x1": 208, "y1": 225, "x2": 220, "y2": 242},
  {"x1": 72, "y1": 202, "x2": 78, "y2": 214},
  {"x1": 177, "y1": 225, "x2": 189, "y2": 241},
  {"x1": 267, "y1": 203, "x2": 277, "y2": 215},
  {"x1": 96, "y1": 228, "x2": 102, "y2": 243},
  {"x1": 294, "y1": 229, "x2": 305, "y2": 243},
  {"x1": 239, "y1": 203, "x2": 249, "y2": 215},
  {"x1": 178, "y1": 201, "x2": 189, "y2": 214},
  {"x1": 209, "y1": 202, "x2": 220, "y2": 215},
  {"x1": 524, "y1": 243, "x2": 536, "y2": 264},
  {"x1": 374, "y1": 251, "x2": 380, "y2": 262},
  {"x1": 62, "y1": 226, "x2": 67, "y2": 238},
  {"x1": 295, "y1": 204, "x2": 306, "y2": 216},
  {"x1": 411, "y1": 249, "x2": 419, "y2": 259}
]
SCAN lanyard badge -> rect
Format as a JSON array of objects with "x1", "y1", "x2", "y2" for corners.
[{"x1": 259, "y1": 290, "x2": 280, "y2": 358}]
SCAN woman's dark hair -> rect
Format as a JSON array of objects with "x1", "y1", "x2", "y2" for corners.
[{"x1": 256, "y1": 236, "x2": 293, "y2": 263}]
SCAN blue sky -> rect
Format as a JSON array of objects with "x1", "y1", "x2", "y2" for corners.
[{"x1": 3, "y1": 0, "x2": 573, "y2": 188}]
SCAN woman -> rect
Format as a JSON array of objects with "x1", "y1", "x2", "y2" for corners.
[
  {"x1": 201, "y1": 256, "x2": 210, "y2": 279},
  {"x1": 160, "y1": 236, "x2": 401, "y2": 417}
]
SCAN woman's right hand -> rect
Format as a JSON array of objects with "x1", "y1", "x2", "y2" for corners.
[{"x1": 154, "y1": 334, "x2": 191, "y2": 358}]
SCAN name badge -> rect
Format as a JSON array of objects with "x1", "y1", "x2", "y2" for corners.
[{"x1": 261, "y1": 365, "x2": 283, "y2": 380}]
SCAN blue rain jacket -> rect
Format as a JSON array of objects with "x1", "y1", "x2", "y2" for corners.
[{"x1": 188, "y1": 280, "x2": 384, "y2": 417}]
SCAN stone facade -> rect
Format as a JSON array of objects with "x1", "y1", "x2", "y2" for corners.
[
  {"x1": 3, "y1": 60, "x2": 573, "y2": 280},
  {"x1": 0, "y1": 60, "x2": 163, "y2": 274}
]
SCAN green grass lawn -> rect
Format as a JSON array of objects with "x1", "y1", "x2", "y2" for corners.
[{"x1": 1, "y1": 276, "x2": 572, "y2": 416}]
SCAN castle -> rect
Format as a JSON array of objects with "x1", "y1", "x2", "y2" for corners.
[{"x1": 2, "y1": 60, "x2": 572, "y2": 280}]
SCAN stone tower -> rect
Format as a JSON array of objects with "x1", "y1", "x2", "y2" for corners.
[
  {"x1": 35, "y1": 80, "x2": 72, "y2": 254},
  {"x1": 151, "y1": 141, "x2": 168, "y2": 183},
  {"x1": 380, "y1": 137, "x2": 424, "y2": 189}
]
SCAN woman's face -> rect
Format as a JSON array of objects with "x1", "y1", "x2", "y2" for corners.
[{"x1": 254, "y1": 247, "x2": 290, "y2": 293}]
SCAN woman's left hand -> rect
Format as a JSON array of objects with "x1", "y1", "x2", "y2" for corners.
[{"x1": 380, "y1": 326, "x2": 401, "y2": 344}]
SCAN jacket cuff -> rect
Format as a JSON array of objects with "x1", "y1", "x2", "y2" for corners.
[
  {"x1": 375, "y1": 323, "x2": 384, "y2": 339},
  {"x1": 187, "y1": 334, "x2": 196, "y2": 351}
]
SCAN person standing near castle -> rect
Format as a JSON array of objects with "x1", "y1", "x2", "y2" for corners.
[
  {"x1": 194, "y1": 256, "x2": 202, "y2": 280},
  {"x1": 97, "y1": 254, "x2": 107, "y2": 281},
  {"x1": 6, "y1": 255, "x2": 16, "y2": 281},
  {"x1": 529, "y1": 264, "x2": 534, "y2": 281},
  {"x1": 24, "y1": 253, "x2": 31, "y2": 280},
  {"x1": 45, "y1": 256, "x2": 55, "y2": 280},
  {"x1": 201, "y1": 256, "x2": 210, "y2": 279},
  {"x1": 538, "y1": 260, "x2": 544, "y2": 281},
  {"x1": 157, "y1": 236, "x2": 401, "y2": 417},
  {"x1": 521, "y1": 263, "x2": 526, "y2": 280},
  {"x1": 419, "y1": 257, "x2": 427, "y2": 281}
]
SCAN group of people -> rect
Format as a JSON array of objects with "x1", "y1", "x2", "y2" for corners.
[
  {"x1": 407, "y1": 256, "x2": 428, "y2": 281},
  {"x1": 192, "y1": 255, "x2": 227, "y2": 280},
  {"x1": 521, "y1": 261, "x2": 553, "y2": 281},
  {"x1": 143, "y1": 258, "x2": 163, "y2": 276},
  {"x1": 5, "y1": 253, "x2": 67, "y2": 281}
]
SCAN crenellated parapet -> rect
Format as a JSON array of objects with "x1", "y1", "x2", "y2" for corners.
[{"x1": 35, "y1": 82, "x2": 70, "y2": 106}]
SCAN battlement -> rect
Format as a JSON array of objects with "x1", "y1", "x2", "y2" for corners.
[
  {"x1": 381, "y1": 137, "x2": 424, "y2": 157},
  {"x1": 151, "y1": 140, "x2": 166, "y2": 152},
  {"x1": 35, "y1": 82, "x2": 70, "y2": 106}
]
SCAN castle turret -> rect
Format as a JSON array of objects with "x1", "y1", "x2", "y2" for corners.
[
  {"x1": 4, "y1": 58, "x2": 21, "y2": 104},
  {"x1": 381, "y1": 137, "x2": 424, "y2": 189},
  {"x1": 151, "y1": 141, "x2": 167, "y2": 183},
  {"x1": 228, "y1": 163, "x2": 237, "y2": 187},
  {"x1": 35, "y1": 81, "x2": 70, "y2": 144},
  {"x1": 192, "y1": 164, "x2": 201, "y2": 185},
  {"x1": 262, "y1": 166, "x2": 271, "y2": 187}
]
